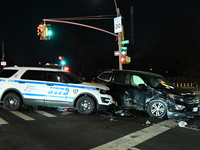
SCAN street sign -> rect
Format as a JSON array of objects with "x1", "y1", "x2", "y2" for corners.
[
  {"x1": 114, "y1": 51, "x2": 127, "y2": 56},
  {"x1": 121, "y1": 47, "x2": 127, "y2": 50},
  {"x1": 114, "y1": 16, "x2": 122, "y2": 33},
  {"x1": 121, "y1": 40, "x2": 129, "y2": 45},
  {"x1": 121, "y1": 51, "x2": 127, "y2": 55},
  {"x1": 114, "y1": 51, "x2": 119, "y2": 56}
]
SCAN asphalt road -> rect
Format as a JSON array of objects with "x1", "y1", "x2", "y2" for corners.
[{"x1": 0, "y1": 106, "x2": 199, "y2": 150}]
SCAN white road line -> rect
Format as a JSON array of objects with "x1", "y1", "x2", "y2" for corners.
[
  {"x1": 34, "y1": 110, "x2": 56, "y2": 117},
  {"x1": 10, "y1": 111, "x2": 35, "y2": 121},
  {"x1": 90, "y1": 120, "x2": 171, "y2": 150},
  {"x1": 0, "y1": 117, "x2": 9, "y2": 125}
]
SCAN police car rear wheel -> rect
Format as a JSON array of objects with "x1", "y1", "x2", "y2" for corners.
[
  {"x1": 3, "y1": 93, "x2": 22, "y2": 111},
  {"x1": 76, "y1": 96, "x2": 95, "y2": 115}
]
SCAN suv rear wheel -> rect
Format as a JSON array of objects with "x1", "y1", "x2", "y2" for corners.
[
  {"x1": 3, "y1": 93, "x2": 22, "y2": 111},
  {"x1": 76, "y1": 96, "x2": 95, "y2": 114}
]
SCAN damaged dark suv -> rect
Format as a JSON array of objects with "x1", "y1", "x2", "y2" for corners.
[{"x1": 92, "y1": 69, "x2": 200, "y2": 119}]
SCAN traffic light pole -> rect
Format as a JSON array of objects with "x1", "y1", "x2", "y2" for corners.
[
  {"x1": 114, "y1": 0, "x2": 122, "y2": 70},
  {"x1": 42, "y1": 0, "x2": 123, "y2": 70}
]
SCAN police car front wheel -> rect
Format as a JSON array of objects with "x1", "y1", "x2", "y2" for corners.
[
  {"x1": 76, "y1": 96, "x2": 95, "y2": 115},
  {"x1": 3, "y1": 93, "x2": 22, "y2": 111}
]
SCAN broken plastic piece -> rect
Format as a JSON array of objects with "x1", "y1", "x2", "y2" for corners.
[{"x1": 178, "y1": 121, "x2": 187, "y2": 127}]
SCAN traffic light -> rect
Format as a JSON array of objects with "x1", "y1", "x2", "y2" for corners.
[
  {"x1": 60, "y1": 60, "x2": 66, "y2": 66},
  {"x1": 120, "y1": 56, "x2": 131, "y2": 64},
  {"x1": 58, "y1": 56, "x2": 63, "y2": 60},
  {"x1": 45, "y1": 24, "x2": 52, "y2": 39},
  {"x1": 120, "y1": 56, "x2": 126, "y2": 64},
  {"x1": 37, "y1": 24, "x2": 45, "y2": 40},
  {"x1": 37, "y1": 23, "x2": 52, "y2": 40},
  {"x1": 58, "y1": 56, "x2": 67, "y2": 66}
]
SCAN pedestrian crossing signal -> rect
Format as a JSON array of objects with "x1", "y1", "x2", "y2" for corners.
[{"x1": 120, "y1": 56, "x2": 131, "y2": 64}]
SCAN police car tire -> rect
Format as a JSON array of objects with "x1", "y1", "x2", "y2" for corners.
[
  {"x1": 147, "y1": 100, "x2": 167, "y2": 119},
  {"x1": 76, "y1": 96, "x2": 95, "y2": 115},
  {"x1": 3, "y1": 93, "x2": 22, "y2": 111}
]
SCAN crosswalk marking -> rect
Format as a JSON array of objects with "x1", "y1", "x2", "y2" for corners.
[
  {"x1": 90, "y1": 120, "x2": 171, "y2": 150},
  {"x1": 34, "y1": 110, "x2": 56, "y2": 117},
  {"x1": 0, "y1": 117, "x2": 9, "y2": 125},
  {"x1": 10, "y1": 111, "x2": 35, "y2": 121}
]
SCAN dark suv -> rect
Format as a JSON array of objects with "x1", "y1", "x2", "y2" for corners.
[{"x1": 92, "y1": 69, "x2": 200, "y2": 119}]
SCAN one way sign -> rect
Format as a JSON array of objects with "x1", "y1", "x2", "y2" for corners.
[{"x1": 114, "y1": 51, "x2": 127, "y2": 56}]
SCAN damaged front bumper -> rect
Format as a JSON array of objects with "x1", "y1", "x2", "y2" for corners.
[{"x1": 167, "y1": 105, "x2": 200, "y2": 119}]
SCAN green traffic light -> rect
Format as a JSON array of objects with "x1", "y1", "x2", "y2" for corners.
[
  {"x1": 48, "y1": 30, "x2": 52, "y2": 36},
  {"x1": 61, "y1": 60, "x2": 66, "y2": 66}
]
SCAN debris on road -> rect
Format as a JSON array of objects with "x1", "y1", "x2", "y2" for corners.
[{"x1": 178, "y1": 121, "x2": 187, "y2": 127}]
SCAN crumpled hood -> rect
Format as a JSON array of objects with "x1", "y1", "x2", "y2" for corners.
[
  {"x1": 169, "y1": 88, "x2": 195, "y2": 96},
  {"x1": 81, "y1": 82, "x2": 110, "y2": 90},
  {"x1": 158, "y1": 86, "x2": 195, "y2": 96}
]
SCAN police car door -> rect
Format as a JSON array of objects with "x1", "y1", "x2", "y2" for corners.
[
  {"x1": 44, "y1": 71, "x2": 70, "y2": 107},
  {"x1": 19, "y1": 70, "x2": 45, "y2": 106}
]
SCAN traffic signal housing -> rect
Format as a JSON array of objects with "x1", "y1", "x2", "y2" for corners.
[
  {"x1": 37, "y1": 23, "x2": 52, "y2": 40},
  {"x1": 120, "y1": 56, "x2": 131, "y2": 64},
  {"x1": 37, "y1": 24, "x2": 45, "y2": 40},
  {"x1": 58, "y1": 56, "x2": 67, "y2": 66}
]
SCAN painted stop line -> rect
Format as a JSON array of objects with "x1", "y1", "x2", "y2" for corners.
[{"x1": 90, "y1": 120, "x2": 171, "y2": 150}]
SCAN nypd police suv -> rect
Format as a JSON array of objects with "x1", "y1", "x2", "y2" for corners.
[{"x1": 0, "y1": 67, "x2": 114, "y2": 114}]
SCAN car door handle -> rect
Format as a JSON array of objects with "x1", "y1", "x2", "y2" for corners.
[
  {"x1": 46, "y1": 84, "x2": 54, "y2": 86},
  {"x1": 18, "y1": 82, "x2": 25, "y2": 84}
]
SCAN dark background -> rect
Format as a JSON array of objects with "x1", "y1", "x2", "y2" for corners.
[{"x1": 1, "y1": 0, "x2": 200, "y2": 80}]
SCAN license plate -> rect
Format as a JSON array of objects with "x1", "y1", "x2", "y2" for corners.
[{"x1": 192, "y1": 107, "x2": 198, "y2": 112}]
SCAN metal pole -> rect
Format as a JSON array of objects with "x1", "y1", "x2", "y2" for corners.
[
  {"x1": 1, "y1": 42, "x2": 4, "y2": 62},
  {"x1": 130, "y1": 6, "x2": 134, "y2": 46},
  {"x1": 114, "y1": 0, "x2": 122, "y2": 70}
]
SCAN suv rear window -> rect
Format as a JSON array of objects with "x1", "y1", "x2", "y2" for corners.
[{"x1": 0, "y1": 69, "x2": 18, "y2": 78}]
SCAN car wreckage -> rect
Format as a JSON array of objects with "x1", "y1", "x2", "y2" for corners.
[{"x1": 92, "y1": 69, "x2": 200, "y2": 119}]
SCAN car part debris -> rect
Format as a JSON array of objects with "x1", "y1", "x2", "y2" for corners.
[{"x1": 178, "y1": 121, "x2": 187, "y2": 127}]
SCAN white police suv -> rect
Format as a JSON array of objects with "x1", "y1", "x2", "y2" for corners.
[{"x1": 0, "y1": 67, "x2": 114, "y2": 114}]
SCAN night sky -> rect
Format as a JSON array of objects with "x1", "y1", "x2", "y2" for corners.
[{"x1": 0, "y1": 0, "x2": 200, "y2": 77}]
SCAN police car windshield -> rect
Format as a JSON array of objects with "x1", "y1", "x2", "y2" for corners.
[{"x1": 60, "y1": 72, "x2": 83, "y2": 84}]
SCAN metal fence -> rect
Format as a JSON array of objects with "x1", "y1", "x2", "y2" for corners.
[{"x1": 167, "y1": 77, "x2": 200, "y2": 90}]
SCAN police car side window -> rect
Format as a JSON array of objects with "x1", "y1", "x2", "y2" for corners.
[
  {"x1": 21, "y1": 70, "x2": 43, "y2": 81},
  {"x1": 45, "y1": 72, "x2": 58, "y2": 82},
  {"x1": 43, "y1": 72, "x2": 70, "y2": 83},
  {"x1": 0, "y1": 69, "x2": 18, "y2": 78}
]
